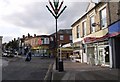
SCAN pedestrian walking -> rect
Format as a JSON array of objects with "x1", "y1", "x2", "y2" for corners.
[
  {"x1": 28, "y1": 50, "x2": 32, "y2": 61},
  {"x1": 25, "y1": 50, "x2": 32, "y2": 62}
]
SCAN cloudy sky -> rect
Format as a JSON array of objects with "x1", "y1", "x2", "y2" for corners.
[{"x1": 0, "y1": 0, "x2": 95, "y2": 43}]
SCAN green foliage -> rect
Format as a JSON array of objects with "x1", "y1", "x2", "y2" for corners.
[{"x1": 6, "y1": 40, "x2": 19, "y2": 51}]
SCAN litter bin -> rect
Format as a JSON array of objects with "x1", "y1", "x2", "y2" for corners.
[{"x1": 58, "y1": 60, "x2": 64, "y2": 72}]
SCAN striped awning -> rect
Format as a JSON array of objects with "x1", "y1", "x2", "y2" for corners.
[{"x1": 84, "y1": 33, "x2": 109, "y2": 43}]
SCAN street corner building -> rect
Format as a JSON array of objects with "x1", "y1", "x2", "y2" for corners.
[
  {"x1": 71, "y1": 1, "x2": 120, "y2": 68},
  {"x1": 23, "y1": 34, "x2": 50, "y2": 57}
]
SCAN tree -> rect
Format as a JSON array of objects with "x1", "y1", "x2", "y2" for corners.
[{"x1": 5, "y1": 40, "x2": 19, "y2": 51}]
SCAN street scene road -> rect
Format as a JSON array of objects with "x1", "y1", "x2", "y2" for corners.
[
  {"x1": 2, "y1": 56, "x2": 54, "y2": 81},
  {"x1": 0, "y1": 1, "x2": 120, "y2": 82}
]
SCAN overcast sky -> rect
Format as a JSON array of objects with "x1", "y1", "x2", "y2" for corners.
[{"x1": 0, "y1": 0, "x2": 94, "y2": 43}]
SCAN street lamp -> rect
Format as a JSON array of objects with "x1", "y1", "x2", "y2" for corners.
[{"x1": 46, "y1": 0, "x2": 66, "y2": 71}]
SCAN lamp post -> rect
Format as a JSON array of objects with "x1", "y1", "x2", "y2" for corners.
[
  {"x1": 59, "y1": 44, "x2": 64, "y2": 71},
  {"x1": 46, "y1": 0, "x2": 66, "y2": 71}
]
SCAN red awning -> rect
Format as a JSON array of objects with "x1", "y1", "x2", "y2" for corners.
[
  {"x1": 84, "y1": 33, "x2": 109, "y2": 43},
  {"x1": 109, "y1": 32, "x2": 120, "y2": 37}
]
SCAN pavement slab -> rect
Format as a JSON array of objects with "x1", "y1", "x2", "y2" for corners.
[{"x1": 52, "y1": 60, "x2": 119, "y2": 81}]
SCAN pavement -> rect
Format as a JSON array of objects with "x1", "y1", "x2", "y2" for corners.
[{"x1": 51, "y1": 59, "x2": 120, "y2": 81}]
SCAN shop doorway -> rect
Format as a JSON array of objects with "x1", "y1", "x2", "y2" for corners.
[
  {"x1": 99, "y1": 47, "x2": 110, "y2": 66},
  {"x1": 99, "y1": 48, "x2": 105, "y2": 65}
]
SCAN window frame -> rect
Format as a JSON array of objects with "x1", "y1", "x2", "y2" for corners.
[
  {"x1": 81, "y1": 19, "x2": 87, "y2": 36},
  {"x1": 98, "y1": 4, "x2": 107, "y2": 29},
  {"x1": 76, "y1": 25, "x2": 80, "y2": 38},
  {"x1": 60, "y1": 35, "x2": 64, "y2": 40},
  {"x1": 90, "y1": 15, "x2": 95, "y2": 33}
]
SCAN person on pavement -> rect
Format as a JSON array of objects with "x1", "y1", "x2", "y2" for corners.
[{"x1": 25, "y1": 50, "x2": 32, "y2": 62}]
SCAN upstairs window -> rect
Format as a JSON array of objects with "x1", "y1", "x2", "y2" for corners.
[
  {"x1": 50, "y1": 37, "x2": 53, "y2": 41},
  {"x1": 90, "y1": 16, "x2": 95, "y2": 33},
  {"x1": 41, "y1": 38, "x2": 44, "y2": 44},
  {"x1": 76, "y1": 25, "x2": 80, "y2": 38},
  {"x1": 44, "y1": 38, "x2": 49, "y2": 44},
  {"x1": 82, "y1": 21, "x2": 87, "y2": 36},
  {"x1": 100, "y1": 8, "x2": 107, "y2": 29},
  {"x1": 60, "y1": 35, "x2": 64, "y2": 40}
]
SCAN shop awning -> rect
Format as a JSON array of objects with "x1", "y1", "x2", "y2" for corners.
[
  {"x1": 109, "y1": 20, "x2": 120, "y2": 37},
  {"x1": 84, "y1": 33, "x2": 109, "y2": 43},
  {"x1": 58, "y1": 48, "x2": 73, "y2": 51},
  {"x1": 73, "y1": 50, "x2": 80, "y2": 52}
]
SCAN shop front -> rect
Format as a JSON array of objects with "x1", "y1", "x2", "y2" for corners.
[
  {"x1": 73, "y1": 41, "x2": 86, "y2": 63},
  {"x1": 109, "y1": 20, "x2": 120, "y2": 68},
  {"x1": 32, "y1": 46, "x2": 50, "y2": 57},
  {"x1": 84, "y1": 36, "x2": 110, "y2": 67}
]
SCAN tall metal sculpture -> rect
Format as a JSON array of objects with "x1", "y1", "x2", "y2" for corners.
[{"x1": 46, "y1": 0, "x2": 67, "y2": 71}]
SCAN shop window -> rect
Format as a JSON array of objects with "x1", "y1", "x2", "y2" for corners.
[{"x1": 104, "y1": 46, "x2": 109, "y2": 62}]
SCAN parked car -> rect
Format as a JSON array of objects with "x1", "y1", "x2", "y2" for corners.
[
  {"x1": 74, "y1": 57, "x2": 81, "y2": 62},
  {"x1": 3, "y1": 50, "x2": 14, "y2": 57},
  {"x1": 2, "y1": 52, "x2": 7, "y2": 57},
  {"x1": 70, "y1": 55, "x2": 81, "y2": 62}
]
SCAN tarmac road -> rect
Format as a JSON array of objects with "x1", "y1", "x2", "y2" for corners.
[{"x1": 2, "y1": 56, "x2": 54, "y2": 81}]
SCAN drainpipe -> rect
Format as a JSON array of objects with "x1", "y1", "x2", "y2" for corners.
[
  {"x1": 118, "y1": 1, "x2": 120, "y2": 20},
  {"x1": 107, "y1": 1, "x2": 112, "y2": 68},
  {"x1": 107, "y1": 2, "x2": 111, "y2": 24}
]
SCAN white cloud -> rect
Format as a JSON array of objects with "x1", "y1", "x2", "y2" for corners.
[{"x1": 0, "y1": 0, "x2": 89, "y2": 43}]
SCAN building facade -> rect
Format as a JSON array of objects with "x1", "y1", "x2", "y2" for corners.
[
  {"x1": 24, "y1": 35, "x2": 50, "y2": 57},
  {"x1": 59, "y1": 43, "x2": 73, "y2": 59},
  {"x1": 72, "y1": 2, "x2": 113, "y2": 67},
  {"x1": 108, "y1": 2, "x2": 120, "y2": 68},
  {"x1": 19, "y1": 29, "x2": 72, "y2": 58},
  {"x1": 50, "y1": 29, "x2": 72, "y2": 57}
]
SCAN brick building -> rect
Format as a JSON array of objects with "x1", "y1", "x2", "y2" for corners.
[
  {"x1": 71, "y1": 2, "x2": 120, "y2": 68},
  {"x1": 108, "y1": 2, "x2": 120, "y2": 68},
  {"x1": 50, "y1": 29, "x2": 72, "y2": 58}
]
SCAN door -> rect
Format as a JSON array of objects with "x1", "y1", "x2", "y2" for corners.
[{"x1": 98, "y1": 48, "x2": 105, "y2": 65}]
